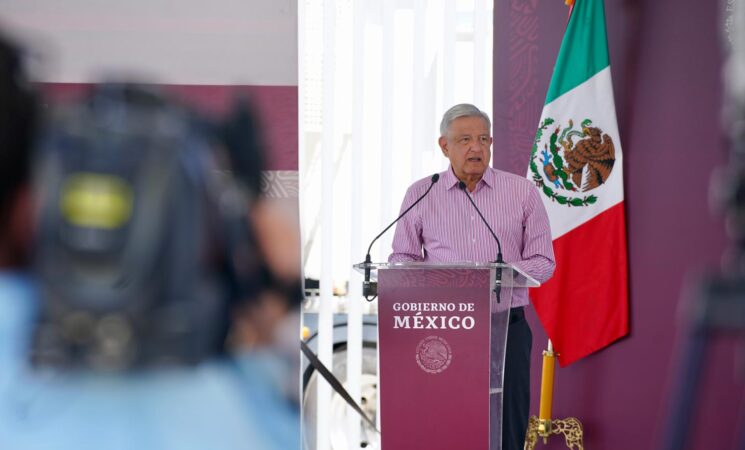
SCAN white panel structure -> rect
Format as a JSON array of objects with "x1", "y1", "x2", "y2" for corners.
[{"x1": 299, "y1": 1, "x2": 493, "y2": 449}]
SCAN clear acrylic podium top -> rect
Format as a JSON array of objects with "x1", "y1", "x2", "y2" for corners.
[{"x1": 353, "y1": 261, "x2": 540, "y2": 288}]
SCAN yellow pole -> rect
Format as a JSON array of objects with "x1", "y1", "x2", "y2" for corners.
[
  {"x1": 525, "y1": 340, "x2": 583, "y2": 449},
  {"x1": 538, "y1": 340, "x2": 556, "y2": 421},
  {"x1": 536, "y1": 340, "x2": 556, "y2": 442}
]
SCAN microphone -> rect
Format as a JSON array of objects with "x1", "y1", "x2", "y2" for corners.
[
  {"x1": 457, "y1": 181, "x2": 504, "y2": 302},
  {"x1": 362, "y1": 173, "x2": 440, "y2": 300}
]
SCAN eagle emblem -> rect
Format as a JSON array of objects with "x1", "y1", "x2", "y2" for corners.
[
  {"x1": 415, "y1": 336, "x2": 452, "y2": 374},
  {"x1": 530, "y1": 117, "x2": 616, "y2": 207}
]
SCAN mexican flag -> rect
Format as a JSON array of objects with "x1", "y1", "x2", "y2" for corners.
[{"x1": 527, "y1": 0, "x2": 628, "y2": 366}]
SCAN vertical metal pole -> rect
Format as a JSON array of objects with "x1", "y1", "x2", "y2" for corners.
[
  {"x1": 412, "y1": 0, "x2": 426, "y2": 182},
  {"x1": 442, "y1": 0, "x2": 456, "y2": 109},
  {"x1": 316, "y1": 1, "x2": 336, "y2": 449},
  {"x1": 346, "y1": 0, "x2": 365, "y2": 446},
  {"x1": 379, "y1": 0, "x2": 395, "y2": 259}
]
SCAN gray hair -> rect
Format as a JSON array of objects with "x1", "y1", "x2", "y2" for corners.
[{"x1": 439, "y1": 103, "x2": 491, "y2": 137}]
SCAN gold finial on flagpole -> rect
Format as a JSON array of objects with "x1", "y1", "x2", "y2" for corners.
[
  {"x1": 564, "y1": 0, "x2": 575, "y2": 6},
  {"x1": 524, "y1": 340, "x2": 585, "y2": 450}
]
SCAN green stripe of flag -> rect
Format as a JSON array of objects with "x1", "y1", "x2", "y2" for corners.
[{"x1": 544, "y1": 0, "x2": 610, "y2": 105}]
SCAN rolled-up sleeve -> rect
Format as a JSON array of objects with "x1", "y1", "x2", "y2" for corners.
[{"x1": 511, "y1": 186, "x2": 556, "y2": 283}]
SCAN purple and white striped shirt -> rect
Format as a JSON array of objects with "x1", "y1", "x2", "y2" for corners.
[{"x1": 388, "y1": 166, "x2": 556, "y2": 307}]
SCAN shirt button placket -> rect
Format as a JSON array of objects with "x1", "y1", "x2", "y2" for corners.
[{"x1": 470, "y1": 195, "x2": 477, "y2": 244}]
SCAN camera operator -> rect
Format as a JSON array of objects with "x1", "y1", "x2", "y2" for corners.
[{"x1": 0, "y1": 33, "x2": 300, "y2": 450}]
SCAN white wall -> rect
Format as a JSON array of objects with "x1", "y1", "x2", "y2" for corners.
[{"x1": 0, "y1": 0, "x2": 297, "y2": 85}]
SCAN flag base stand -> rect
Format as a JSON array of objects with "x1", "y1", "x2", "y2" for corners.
[
  {"x1": 524, "y1": 341, "x2": 584, "y2": 449},
  {"x1": 525, "y1": 416, "x2": 584, "y2": 449}
]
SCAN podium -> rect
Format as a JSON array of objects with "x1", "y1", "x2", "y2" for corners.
[{"x1": 354, "y1": 262, "x2": 539, "y2": 450}]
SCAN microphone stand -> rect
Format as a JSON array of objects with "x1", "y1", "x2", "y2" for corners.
[
  {"x1": 361, "y1": 173, "x2": 440, "y2": 301},
  {"x1": 458, "y1": 181, "x2": 504, "y2": 302}
]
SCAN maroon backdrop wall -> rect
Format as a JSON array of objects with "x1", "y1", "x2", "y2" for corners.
[
  {"x1": 494, "y1": 0, "x2": 744, "y2": 449},
  {"x1": 39, "y1": 83, "x2": 298, "y2": 171}
]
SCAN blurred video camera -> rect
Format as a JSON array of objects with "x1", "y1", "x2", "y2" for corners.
[
  {"x1": 29, "y1": 84, "x2": 268, "y2": 371},
  {"x1": 661, "y1": 3, "x2": 745, "y2": 448}
]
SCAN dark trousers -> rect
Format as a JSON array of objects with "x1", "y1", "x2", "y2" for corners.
[{"x1": 502, "y1": 307, "x2": 532, "y2": 450}]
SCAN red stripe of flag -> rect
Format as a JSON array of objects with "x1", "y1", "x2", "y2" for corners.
[{"x1": 531, "y1": 201, "x2": 629, "y2": 366}]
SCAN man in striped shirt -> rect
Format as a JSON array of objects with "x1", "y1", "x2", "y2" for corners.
[{"x1": 389, "y1": 103, "x2": 555, "y2": 450}]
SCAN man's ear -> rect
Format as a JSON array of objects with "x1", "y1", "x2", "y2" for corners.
[{"x1": 438, "y1": 136, "x2": 449, "y2": 157}]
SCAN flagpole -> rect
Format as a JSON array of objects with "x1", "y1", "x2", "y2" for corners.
[
  {"x1": 538, "y1": 340, "x2": 556, "y2": 424},
  {"x1": 524, "y1": 340, "x2": 585, "y2": 450}
]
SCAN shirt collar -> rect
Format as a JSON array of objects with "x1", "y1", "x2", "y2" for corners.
[
  {"x1": 443, "y1": 166, "x2": 461, "y2": 190},
  {"x1": 481, "y1": 166, "x2": 496, "y2": 188},
  {"x1": 444, "y1": 166, "x2": 496, "y2": 191}
]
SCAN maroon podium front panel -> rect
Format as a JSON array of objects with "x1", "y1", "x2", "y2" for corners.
[{"x1": 378, "y1": 268, "x2": 492, "y2": 450}]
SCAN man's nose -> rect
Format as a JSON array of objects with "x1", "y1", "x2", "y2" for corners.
[{"x1": 468, "y1": 142, "x2": 484, "y2": 152}]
